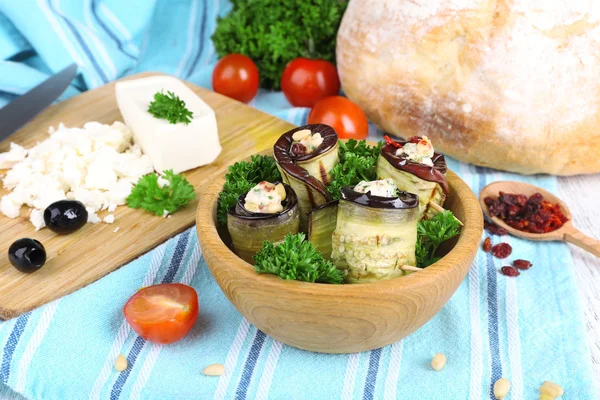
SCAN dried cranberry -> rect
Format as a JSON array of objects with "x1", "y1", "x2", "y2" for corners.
[
  {"x1": 290, "y1": 143, "x2": 307, "y2": 156},
  {"x1": 507, "y1": 205, "x2": 521, "y2": 217},
  {"x1": 505, "y1": 219, "x2": 525, "y2": 230},
  {"x1": 482, "y1": 237, "x2": 492, "y2": 252},
  {"x1": 499, "y1": 192, "x2": 518, "y2": 206},
  {"x1": 484, "y1": 220, "x2": 508, "y2": 236},
  {"x1": 529, "y1": 193, "x2": 544, "y2": 204},
  {"x1": 513, "y1": 259, "x2": 532, "y2": 270},
  {"x1": 516, "y1": 194, "x2": 528, "y2": 207},
  {"x1": 500, "y1": 266, "x2": 520, "y2": 277},
  {"x1": 484, "y1": 197, "x2": 495, "y2": 207},
  {"x1": 491, "y1": 243, "x2": 512, "y2": 259}
]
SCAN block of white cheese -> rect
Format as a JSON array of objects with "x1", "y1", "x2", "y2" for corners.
[{"x1": 116, "y1": 75, "x2": 221, "y2": 174}]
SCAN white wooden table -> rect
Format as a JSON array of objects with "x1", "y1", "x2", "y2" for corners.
[{"x1": 557, "y1": 175, "x2": 600, "y2": 383}]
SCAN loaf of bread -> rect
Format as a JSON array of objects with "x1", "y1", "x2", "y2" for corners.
[{"x1": 336, "y1": 0, "x2": 600, "y2": 175}]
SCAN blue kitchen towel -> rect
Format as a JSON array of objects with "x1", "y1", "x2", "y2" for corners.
[{"x1": 0, "y1": 1, "x2": 596, "y2": 399}]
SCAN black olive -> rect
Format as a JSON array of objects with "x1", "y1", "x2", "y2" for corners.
[
  {"x1": 9, "y1": 238, "x2": 46, "y2": 273},
  {"x1": 44, "y1": 200, "x2": 88, "y2": 234}
]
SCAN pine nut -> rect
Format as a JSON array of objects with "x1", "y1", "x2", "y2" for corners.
[
  {"x1": 493, "y1": 378, "x2": 511, "y2": 399},
  {"x1": 539, "y1": 394, "x2": 554, "y2": 400},
  {"x1": 539, "y1": 381, "x2": 563, "y2": 397},
  {"x1": 114, "y1": 354, "x2": 128, "y2": 372},
  {"x1": 431, "y1": 353, "x2": 446, "y2": 371},
  {"x1": 203, "y1": 363, "x2": 225, "y2": 376},
  {"x1": 292, "y1": 129, "x2": 311, "y2": 141}
]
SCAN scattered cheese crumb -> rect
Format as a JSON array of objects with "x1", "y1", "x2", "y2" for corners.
[
  {"x1": 167, "y1": 215, "x2": 172, "y2": 219},
  {"x1": 30, "y1": 209, "x2": 46, "y2": 231},
  {"x1": 87, "y1": 208, "x2": 101, "y2": 224},
  {"x1": 0, "y1": 122, "x2": 154, "y2": 230},
  {"x1": 104, "y1": 214, "x2": 115, "y2": 224},
  {"x1": 0, "y1": 143, "x2": 27, "y2": 169},
  {"x1": 113, "y1": 227, "x2": 120, "y2": 233}
]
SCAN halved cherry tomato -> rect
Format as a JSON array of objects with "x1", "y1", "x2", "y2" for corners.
[
  {"x1": 123, "y1": 283, "x2": 198, "y2": 344},
  {"x1": 212, "y1": 54, "x2": 259, "y2": 103},
  {"x1": 307, "y1": 96, "x2": 369, "y2": 140},
  {"x1": 281, "y1": 58, "x2": 340, "y2": 107}
]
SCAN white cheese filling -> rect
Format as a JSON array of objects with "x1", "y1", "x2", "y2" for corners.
[
  {"x1": 244, "y1": 181, "x2": 286, "y2": 214},
  {"x1": 291, "y1": 129, "x2": 324, "y2": 154},
  {"x1": 0, "y1": 121, "x2": 154, "y2": 230},
  {"x1": 354, "y1": 178, "x2": 398, "y2": 197},
  {"x1": 395, "y1": 135, "x2": 435, "y2": 166}
]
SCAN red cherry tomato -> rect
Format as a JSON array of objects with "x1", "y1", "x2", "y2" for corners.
[
  {"x1": 307, "y1": 96, "x2": 369, "y2": 140},
  {"x1": 281, "y1": 58, "x2": 340, "y2": 107},
  {"x1": 212, "y1": 54, "x2": 259, "y2": 103},
  {"x1": 123, "y1": 283, "x2": 198, "y2": 344}
]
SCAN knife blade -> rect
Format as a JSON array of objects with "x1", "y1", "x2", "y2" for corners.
[{"x1": 0, "y1": 63, "x2": 78, "y2": 142}]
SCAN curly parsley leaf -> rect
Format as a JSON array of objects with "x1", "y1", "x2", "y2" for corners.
[
  {"x1": 327, "y1": 139, "x2": 384, "y2": 200},
  {"x1": 217, "y1": 155, "x2": 282, "y2": 225},
  {"x1": 212, "y1": 0, "x2": 348, "y2": 90},
  {"x1": 148, "y1": 91, "x2": 193, "y2": 125},
  {"x1": 416, "y1": 210, "x2": 462, "y2": 268},
  {"x1": 126, "y1": 170, "x2": 196, "y2": 216},
  {"x1": 254, "y1": 233, "x2": 344, "y2": 284}
]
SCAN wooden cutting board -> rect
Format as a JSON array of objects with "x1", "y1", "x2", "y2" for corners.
[{"x1": 0, "y1": 72, "x2": 295, "y2": 320}]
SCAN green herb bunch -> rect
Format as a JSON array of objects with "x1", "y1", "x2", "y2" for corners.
[
  {"x1": 217, "y1": 155, "x2": 282, "y2": 224},
  {"x1": 148, "y1": 91, "x2": 193, "y2": 125},
  {"x1": 327, "y1": 139, "x2": 383, "y2": 200},
  {"x1": 212, "y1": 0, "x2": 348, "y2": 90},
  {"x1": 416, "y1": 210, "x2": 462, "y2": 268},
  {"x1": 254, "y1": 233, "x2": 344, "y2": 284},
  {"x1": 126, "y1": 170, "x2": 196, "y2": 216}
]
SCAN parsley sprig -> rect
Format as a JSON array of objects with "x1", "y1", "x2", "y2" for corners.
[
  {"x1": 217, "y1": 155, "x2": 281, "y2": 225},
  {"x1": 254, "y1": 233, "x2": 344, "y2": 284},
  {"x1": 327, "y1": 139, "x2": 383, "y2": 200},
  {"x1": 126, "y1": 170, "x2": 196, "y2": 216},
  {"x1": 148, "y1": 91, "x2": 193, "y2": 125},
  {"x1": 416, "y1": 210, "x2": 462, "y2": 268}
]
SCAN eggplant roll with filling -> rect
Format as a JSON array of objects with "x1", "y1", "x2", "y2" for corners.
[
  {"x1": 273, "y1": 124, "x2": 339, "y2": 230},
  {"x1": 227, "y1": 182, "x2": 300, "y2": 263},
  {"x1": 376, "y1": 136, "x2": 448, "y2": 219},
  {"x1": 331, "y1": 182, "x2": 419, "y2": 283}
]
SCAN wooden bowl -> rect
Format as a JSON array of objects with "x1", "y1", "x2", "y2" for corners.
[{"x1": 196, "y1": 152, "x2": 483, "y2": 353}]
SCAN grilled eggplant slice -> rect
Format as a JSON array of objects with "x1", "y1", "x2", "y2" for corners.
[
  {"x1": 227, "y1": 183, "x2": 300, "y2": 263},
  {"x1": 331, "y1": 186, "x2": 419, "y2": 283},
  {"x1": 273, "y1": 124, "x2": 339, "y2": 230},
  {"x1": 307, "y1": 200, "x2": 339, "y2": 260},
  {"x1": 377, "y1": 138, "x2": 448, "y2": 219}
]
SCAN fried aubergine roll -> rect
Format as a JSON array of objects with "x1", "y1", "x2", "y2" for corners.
[
  {"x1": 376, "y1": 136, "x2": 448, "y2": 219},
  {"x1": 227, "y1": 181, "x2": 300, "y2": 263},
  {"x1": 273, "y1": 124, "x2": 339, "y2": 230},
  {"x1": 331, "y1": 179, "x2": 419, "y2": 283}
]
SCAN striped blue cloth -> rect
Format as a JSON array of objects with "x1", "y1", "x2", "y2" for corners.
[{"x1": 0, "y1": 1, "x2": 596, "y2": 399}]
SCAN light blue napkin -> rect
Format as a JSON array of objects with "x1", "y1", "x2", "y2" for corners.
[{"x1": 0, "y1": 1, "x2": 596, "y2": 399}]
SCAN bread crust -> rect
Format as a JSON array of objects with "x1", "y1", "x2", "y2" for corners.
[{"x1": 336, "y1": 0, "x2": 600, "y2": 175}]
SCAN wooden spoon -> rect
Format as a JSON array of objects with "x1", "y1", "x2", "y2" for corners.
[{"x1": 480, "y1": 181, "x2": 600, "y2": 258}]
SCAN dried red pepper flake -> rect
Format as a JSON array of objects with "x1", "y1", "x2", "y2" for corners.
[
  {"x1": 482, "y1": 237, "x2": 492, "y2": 252},
  {"x1": 485, "y1": 191, "x2": 568, "y2": 234},
  {"x1": 383, "y1": 135, "x2": 402, "y2": 148},
  {"x1": 408, "y1": 136, "x2": 422, "y2": 143},
  {"x1": 500, "y1": 266, "x2": 520, "y2": 277},
  {"x1": 513, "y1": 259, "x2": 532, "y2": 270},
  {"x1": 491, "y1": 242, "x2": 512, "y2": 259}
]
